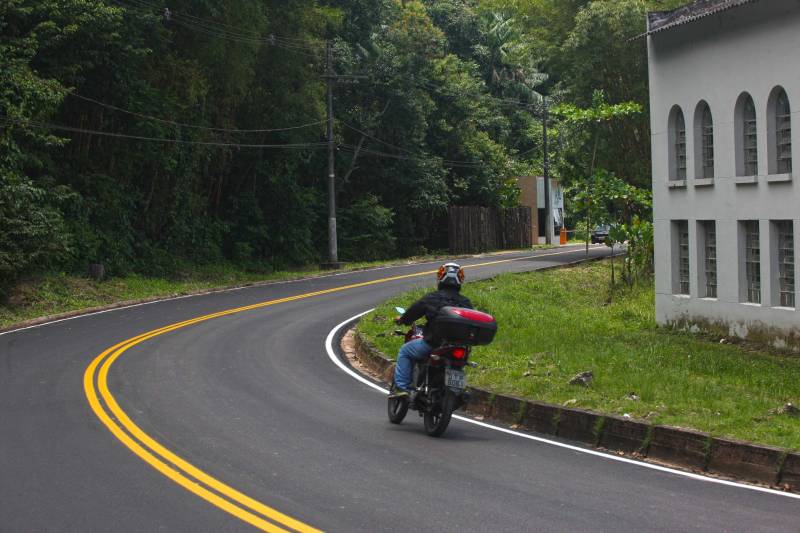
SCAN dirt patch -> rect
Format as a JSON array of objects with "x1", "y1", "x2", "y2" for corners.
[{"x1": 341, "y1": 328, "x2": 379, "y2": 378}]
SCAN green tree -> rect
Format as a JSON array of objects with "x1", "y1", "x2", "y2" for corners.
[
  {"x1": 552, "y1": 89, "x2": 642, "y2": 255},
  {"x1": 0, "y1": 0, "x2": 132, "y2": 289}
]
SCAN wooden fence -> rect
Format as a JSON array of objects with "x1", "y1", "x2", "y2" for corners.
[{"x1": 448, "y1": 206, "x2": 532, "y2": 254}]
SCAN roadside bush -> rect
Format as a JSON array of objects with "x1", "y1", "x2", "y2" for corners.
[
  {"x1": 0, "y1": 170, "x2": 72, "y2": 296},
  {"x1": 621, "y1": 216, "x2": 654, "y2": 284},
  {"x1": 339, "y1": 194, "x2": 397, "y2": 262},
  {"x1": 572, "y1": 220, "x2": 590, "y2": 242}
]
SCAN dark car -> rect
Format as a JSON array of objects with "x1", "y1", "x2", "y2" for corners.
[{"x1": 590, "y1": 224, "x2": 611, "y2": 244}]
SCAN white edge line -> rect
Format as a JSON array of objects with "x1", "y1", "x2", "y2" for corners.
[
  {"x1": 325, "y1": 309, "x2": 388, "y2": 394},
  {"x1": 0, "y1": 244, "x2": 596, "y2": 338},
  {"x1": 325, "y1": 311, "x2": 800, "y2": 501}
]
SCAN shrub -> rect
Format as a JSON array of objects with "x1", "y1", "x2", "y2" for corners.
[{"x1": 339, "y1": 194, "x2": 397, "y2": 261}]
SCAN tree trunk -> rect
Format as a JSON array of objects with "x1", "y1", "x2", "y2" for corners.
[
  {"x1": 610, "y1": 244, "x2": 615, "y2": 300},
  {"x1": 586, "y1": 125, "x2": 601, "y2": 258},
  {"x1": 343, "y1": 135, "x2": 366, "y2": 183}
]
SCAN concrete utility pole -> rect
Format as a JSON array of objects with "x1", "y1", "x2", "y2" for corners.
[
  {"x1": 321, "y1": 41, "x2": 366, "y2": 269},
  {"x1": 543, "y1": 96, "x2": 553, "y2": 245},
  {"x1": 325, "y1": 41, "x2": 338, "y2": 266}
]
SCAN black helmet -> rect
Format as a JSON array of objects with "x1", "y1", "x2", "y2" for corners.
[{"x1": 437, "y1": 262, "x2": 464, "y2": 290}]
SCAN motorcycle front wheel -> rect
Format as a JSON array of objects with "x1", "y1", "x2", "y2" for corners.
[
  {"x1": 387, "y1": 387, "x2": 409, "y2": 424},
  {"x1": 423, "y1": 389, "x2": 457, "y2": 437}
]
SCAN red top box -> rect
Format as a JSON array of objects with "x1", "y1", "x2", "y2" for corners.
[{"x1": 431, "y1": 306, "x2": 497, "y2": 345}]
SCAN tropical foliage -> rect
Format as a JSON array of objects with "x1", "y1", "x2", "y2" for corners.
[{"x1": 0, "y1": 0, "x2": 686, "y2": 295}]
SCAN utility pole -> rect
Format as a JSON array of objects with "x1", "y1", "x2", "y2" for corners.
[
  {"x1": 325, "y1": 41, "x2": 338, "y2": 266},
  {"x1": 321, "y1": 41, "x2": 366, "y2": 269},
  {"x1": 543, "y1": 96, "x2": 553, "y2": 245}
]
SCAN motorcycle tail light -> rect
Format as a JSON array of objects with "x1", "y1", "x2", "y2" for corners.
[{"x1": 451, "y1": 347, "x2": 466, "y2": 360}]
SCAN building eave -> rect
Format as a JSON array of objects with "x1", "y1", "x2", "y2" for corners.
[{"x1": 632, "y1": 0, "x2": 759, "y2": 40}]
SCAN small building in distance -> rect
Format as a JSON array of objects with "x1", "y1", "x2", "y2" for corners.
[
  {"x1": 517, "y1": 176, "x2": 564, "y2": 245},
  {"x1": 645, "y1": 0, "x2": 800, "y2": 347}
]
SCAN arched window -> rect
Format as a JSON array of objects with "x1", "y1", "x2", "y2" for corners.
[
  {"x1": 768, "y1": 87, "x2": 792, "y2": 174},
  {"x1": 694, "y1": 101, "x2": 714, "y2": 180},
  {"x1": 668, "y1": 106, "x2": 687, "y2": 181},
  {"x1": 735, "y1": 93, "x2": 758, "y2": 176}
]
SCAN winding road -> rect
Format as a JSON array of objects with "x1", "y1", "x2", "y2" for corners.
[{"x1": 2, "y1": 244, "x2": 798, "y2": 532}]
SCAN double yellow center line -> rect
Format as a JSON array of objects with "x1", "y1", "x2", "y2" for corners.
[{"x1": 83, "y1": 248, "x2": 585, "y2": 531}]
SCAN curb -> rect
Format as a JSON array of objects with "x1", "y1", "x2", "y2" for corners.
[
  {"x1": 350, "y1": 329, "x2": 799, "y2": 494},
  {"x1": 0, "y1": 244, "x2": 592, "y2": 335}
]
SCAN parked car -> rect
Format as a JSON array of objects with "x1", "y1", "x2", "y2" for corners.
[{"x1": 590, "y1": 224, "x2": 611, "y2": 244}]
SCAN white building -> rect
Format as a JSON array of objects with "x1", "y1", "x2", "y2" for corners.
[{"x1": 646, "y1": 0, "x2": 800, "y2": 347}]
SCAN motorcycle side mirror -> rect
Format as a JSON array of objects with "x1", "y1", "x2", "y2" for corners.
[{"x1": 394, "y1": 306, "x2": 406, "y2": 315}]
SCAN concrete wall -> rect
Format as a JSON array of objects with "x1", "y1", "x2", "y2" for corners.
[
  {"x1": 648, "y1": 0, "x2": 800, "y2": 346},
  {"x1": 517, "y1": 176, "x2": 539, "y2": 245},
  {"x1": 517, "y1": 176, "x2": 561, "y2": 244}
]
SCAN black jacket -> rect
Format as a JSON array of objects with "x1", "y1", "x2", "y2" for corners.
[{"x1": 398, "y1": 288, "x2": 473, "y2": 343}]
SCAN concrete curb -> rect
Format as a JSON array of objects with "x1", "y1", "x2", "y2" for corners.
[
  {"x1": 351, "y1": 329, "x2": 799, "y2": 494},
  {"x1": 0, "y1": 245, "x2": 593, "y2": 335}
]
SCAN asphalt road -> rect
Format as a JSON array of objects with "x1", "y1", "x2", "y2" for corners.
[{"x1": 2, "y1": 245, "x2": 798, "y2": 532}]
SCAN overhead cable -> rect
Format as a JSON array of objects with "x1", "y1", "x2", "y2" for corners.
[
  {"x1": 0, "y1": 116, "x2": 327, "y2": 150},
  {"x1": 339, "y1": 143, "x2": 483, "y2": 168},
  {"x1": 339, "y1": 123, "x2": 482, "y2": 166},
  {"x1": 121, "y1": 0, "x2": 316, "y2": 44},
  {"x1": 66, "y1": 92, "x2": 327, "y2": 133},
  {"x1": 371, "y1": 76, "x2": 543, "y2": 114},
  {"x1": 340, "y1": 122, "x2": 414, "y2": 154},
  {"x1": 114, "y1": 0, "x2": 325, "y2": 57},
  {"x1": 166, "y1": 18, "x2": 324, "y2": 59}
]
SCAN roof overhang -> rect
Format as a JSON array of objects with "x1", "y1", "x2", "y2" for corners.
[{"x1": 633, "y1": 0, "x2": 758, "y2": 40}]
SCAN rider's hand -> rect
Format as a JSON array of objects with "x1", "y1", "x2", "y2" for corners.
[{"x1": 394, "y1": 316, "x2": 403, "y2": 325}]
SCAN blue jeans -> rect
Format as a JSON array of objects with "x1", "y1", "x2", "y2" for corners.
[{"x1": 394, "y1": 338, "x2": 434, "y2": 391}]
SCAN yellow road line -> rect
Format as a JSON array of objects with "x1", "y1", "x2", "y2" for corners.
[
  {"x1": 84, "y1": 339, "x2": 293, "y2": 531},
  {"x1": 83, "y1": 248, "x2": 587, "y2": 531}
]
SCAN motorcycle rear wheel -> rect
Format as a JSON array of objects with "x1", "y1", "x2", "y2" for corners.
[
  {"x1": 423, "y1": 390, "x2": 457, "y2": 437},
  {"x1": 387, "y1": 387, "x2": 409, "y2": 424}
]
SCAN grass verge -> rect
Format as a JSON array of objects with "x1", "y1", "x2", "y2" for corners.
[
  {"x1": 0, "y1": 259, "x2": 427, "y2": 328},
  {"x1": 357, "y1": 261, "x2": 800, "y2": 450},
  {"x1": 0, "y1": 246, "x2": 557, "y2": 329}
]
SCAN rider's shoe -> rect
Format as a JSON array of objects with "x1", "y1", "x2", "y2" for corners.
[{"x1": 389, "y1": 388, "x2": 410, "y2": 399}]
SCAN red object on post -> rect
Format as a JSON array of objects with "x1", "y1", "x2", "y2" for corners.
[{"x1": 560, "y1": 226, "x2": 567, "y2": 245}]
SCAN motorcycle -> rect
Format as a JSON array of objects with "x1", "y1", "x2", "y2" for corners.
[{"x1": 387, "y1": 306, "x2": 497, "y2": 437}]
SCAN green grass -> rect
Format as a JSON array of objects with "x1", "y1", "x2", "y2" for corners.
[
  {"x1": 0, "y1": 246, "x2": 559, "y2": 329},
  {"x1": 0, "y1": 243, "x2": 574, "y2": 329},
  {"x1": 0, "y1": 258, "x2": 437, "y2": 328},
  {"x1": 357, "y1": 261, "x2": 800, "y2": 450}
]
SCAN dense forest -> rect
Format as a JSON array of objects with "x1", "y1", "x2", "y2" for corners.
[{"x1": 1, "y1": 0, "x2": 684, "y2": 292}]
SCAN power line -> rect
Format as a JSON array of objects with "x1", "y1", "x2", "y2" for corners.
[
  {"x1": 340, "y1": 122, "x2": 487, "y2": 166},
  {"x1": 166, "y1": 18, "x2": 323, "y2": 59},
  {"x1": 415, "y1": 78, "x2": 540, "y2": 109},
  {"x1": 164, "y1": 16, "x2": 324, "y2": 58},
  {"x1": 0, "y1": 116, "x2": 328, "y2": 150},
  {"x1": 340, "y1": 122, "x2": 414, "y2": 154},
  {"x1": 338, "y1": 143, "x2": 483, "y2": 168},
  {"x1": 66, "y1": 92, "x2": 328, "y2": 133},
  {"x1": 121, "y1": 0, "x2": 317, "y2": 45},
  {"x1": 515, "y1": 145, "x2": 540, "y2": 158},
  {"x1": 114, "y1": 0, "x2": 325, "y2": 58},
  {"x1": 370, "y1": 75, "x2": 544, "y2": 114},
  {"x1": 114, "y1": 2, "x2": 539, "y2": 114},
  {"x1": 119, "y1": 3, "x2": 538, "y2": 106},
  {"x1": 338, "y1": 122, "x2": 486, "y2": 168}
]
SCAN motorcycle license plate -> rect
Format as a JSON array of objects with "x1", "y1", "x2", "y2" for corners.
[{"x1": 445, "y1": 368, "x2": 466, "y2": 390}]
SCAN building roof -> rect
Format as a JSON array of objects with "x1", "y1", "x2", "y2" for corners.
[{"x1": 640, "y1": 0, "x2": 757, "y2": 38}]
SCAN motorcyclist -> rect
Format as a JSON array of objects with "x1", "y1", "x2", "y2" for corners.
[{"x1": 390, "y1": 262, "x2": 473, "y2": 398}]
